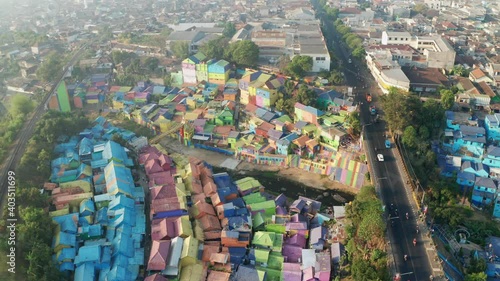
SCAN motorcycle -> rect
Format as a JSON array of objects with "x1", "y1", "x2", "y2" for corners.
[{"x1": 413, "y1": 238, "x2": 417, "y2": 246}]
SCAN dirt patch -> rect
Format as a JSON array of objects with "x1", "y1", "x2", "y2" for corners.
[{"x1": 159, "y1": 137, "x2": 359, "y2": 195}]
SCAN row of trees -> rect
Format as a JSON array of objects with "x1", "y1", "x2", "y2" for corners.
[
  {"x1": 344, "y1": 185, "x2": 388, "y2": 280},
  {"x1": 0, "y1": 95, "x2": 35, "y2": 162},
  {"x1": 333, "y1": 20, "x2": 366, "y2": 60},
  {"x1": 0, "y1": 111, "x2": 90, "y2": 281}
]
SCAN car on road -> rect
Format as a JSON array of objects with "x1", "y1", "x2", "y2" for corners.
[
  {"x1": 377, "y1": 154, "x2": 384, "y2": 162},
  {"x1": 385, "y1": 139, "x2": 391, "y2": 149},
  {"x1": 348, "y1": 58, "x2": 352, "y2": 64}
]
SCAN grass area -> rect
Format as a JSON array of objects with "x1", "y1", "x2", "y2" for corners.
[{"x1": 0, "y1": 253, "x2": 27, "y2": 281}]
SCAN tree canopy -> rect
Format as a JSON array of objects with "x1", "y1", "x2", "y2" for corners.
[
  {"x1": 199, "y1": 36, "x2": 229, "y2": 60},
  {"x1": 440, "y1": 89, "x2": 455, "y2": 110},
  {"x1": 285, "y1": 55, "x2": 313, "y2": 78},
  {"x1": 224, "y1": 40, "x2": 259, "y2": 67},
  {"x1": 9, "y1": 94, "x2": 35, "y2": 117},
  {"x1": 344, "y1": 185, "x2": 388, "y2": 280},
  {"x1": 222, "y1": 22, "x2": 237, "y2": 38},
  {"x1": 36, "y1": 52, "x2": 63, "y2": 82},
  {"x1": 171, "y1": 41, "x2": 190, "y2": 59}
]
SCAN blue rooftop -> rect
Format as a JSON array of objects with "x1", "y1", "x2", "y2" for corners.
[
  {"x1": 75, "y1": 245, "x2": 101, "y2": 265},
  {"x1": 74, "y1": 262, "x2": 95, "y2": 281}
]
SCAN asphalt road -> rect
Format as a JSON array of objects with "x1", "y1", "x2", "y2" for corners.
[
  {"x1": 0, "y1": 44, "x2": 88, "y2": 213},
  {"x1": 320, "y1": 16, "x2": 435, "y2": 281}
]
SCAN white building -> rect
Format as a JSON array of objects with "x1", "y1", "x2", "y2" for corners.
[
  {"x1": 381, "y1": 31, "x2": 456, "y2": 70},
  {"x1": 366, "y1": 54, "x2": 410, "y2": 93}
]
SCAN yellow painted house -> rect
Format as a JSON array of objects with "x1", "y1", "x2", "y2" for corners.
[
  {"x1": 208, "y1": 59, "x2": 230, "y2": 84},
  {"x1": 180, "y1": 236, "x2": 200, "y2": 268}
]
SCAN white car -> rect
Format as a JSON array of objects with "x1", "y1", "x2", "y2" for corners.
[{"x1": 377, "y1": 154, "x2": 384, "y2": 162}]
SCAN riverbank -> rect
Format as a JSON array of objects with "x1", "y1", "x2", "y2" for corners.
[{"x1": 159, "y1": 137, "x2": 360, "y2": 196}]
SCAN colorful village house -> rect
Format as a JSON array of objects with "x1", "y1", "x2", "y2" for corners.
[
  {"x1": 248, "y1": 72, "x2": 273, "y2": 106},
  {"x1": 208, "y1": 59, "x2": 230, "y2": 85},
  {"x1": 239, "y1": 70, "x2": 264, "y2": 105},
  {"x1": 182, "y1": 52, "x2": 207, "y2": 84},
  {"x1": 255, "y1": 77, "x2": 284, "y2": 109}
]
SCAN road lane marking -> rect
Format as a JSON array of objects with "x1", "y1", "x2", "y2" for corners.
[{"x1": 400, "y1": 272, "x2": 413, "y2": 276}]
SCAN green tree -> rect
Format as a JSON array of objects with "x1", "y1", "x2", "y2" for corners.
[
  {"x1": 352, "y1": 46, "x2": 366, "y2": 59},
  {"x1": 418, "y1": 125, "x2": 430, "y2": 141},
  {"x1": 440, "y1": 89, "x2": 455, "y2": 110},
  {"x1": 346, "y1": 112, "x2": 362, "y2": 136},
  {"x1": 144, "y1": 57, "x2": 159, "y2": 72},
  {"x1": 222, "y1": 22, "x2": 237, "y2": 38},
  {"x1": 329, "y1": 70, "x2": 344, "y2": 85},
  {"x1": 468, "y1": 257, "x2": 487, "y2": 274},
  {"x1": 16, "y1": 187, "x2": 49, "y2": 209},
  {"x1": 225, "y1": 40, "x2": 259, "y2": 67},
  {"x1": 421, "y1": 99, "x2": 444, "y2": 135},
  {"x1": 380, "y1": 91, "x2": 422, "y2": 133},
  {"x1": 295, "y1": 84, "x2": 316, "y2": 106},
  {"x1": 9, "y1": 94, "x2": 35, "y2": 117},
  {"x1": 465, "y1": 272, "x2": 487, "y2": 281},
  {"x1": 36, "y1": 52, "x2": 63, "y2": 82},
  {"x1": 199, "y1": 36, "x2": 229, "y2": 59},
  {"x1": 18, "y1": 207, "x2": 54, "y2": 256},
  {"x1": 402, "y1": 126, "x2": 418, "y2": 148},
  {"x1": 452, "y1": 65, "x2": 469, "y2": 77},
  {"x1": 27, "y1": 242, "x2": 62, "y2": 281},
  {"x1": 413, "y1": 3, "x2": 428, "y2": 14},
  {"x1": 171, "y1": 41, "x2": 190, "y2": 59},
  {"x1": 111, "y1": 51, "x2": 137, "y2": 65},
  {"x1": 285, "y1": 55, "x2": 313, "y2": 78}
]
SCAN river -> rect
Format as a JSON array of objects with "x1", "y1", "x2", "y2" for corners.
[{"x1": 212, "y1": 167, "x2": 355, "y2": 206}]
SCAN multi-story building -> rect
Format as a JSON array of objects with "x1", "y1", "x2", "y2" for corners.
[{"x1": 380, "y1": 31, "x2": 456, "y2": 70}]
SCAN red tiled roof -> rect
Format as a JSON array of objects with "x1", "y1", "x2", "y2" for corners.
[
  {"x1": 470, "y1": 68, "x2": 486, "y2": 79},
  {"x1": 199, "y1": 214, "x2": 222, "y2": 231},
  {"x1": 147, "y1": 240, "x2": 171, "y2": 271}
]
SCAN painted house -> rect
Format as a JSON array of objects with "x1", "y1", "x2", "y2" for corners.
[
  {"x1": 276, "y1": 133, "x2": 299, "y2": 155},
  {"x1": 196, "y1": 61, "x2": 209, "y2": 83},
  {"x1": 182, "y1": 52, "x2": 206, "y2": 84},
  {"x1": 320, "y1": 126, "x2": 347, "y2": 149},
  {"x1": 456, "y1": 171, "x2": 475, "y2": 189},
  {"x1": 255, "y1": 78, "x2": 283, "y2": 109},
  {"x1": 485, "y1": 113, "x2": 500, "y2": 142},
  {"x1": 239, "y1": 71, "x2": 267, "y2": 105},
  {"x1": 317, "y1": 90, "x2": 343, "y2": 110},
  {"x1": 445, "y1": 111, "x2": 477, "y2": 131},
  {"x1": 461, "y1": 161, "x2": 489, "y2": 178},
  {"x1": 295, "y1": 102, "x2": 324, "y2": 126},
  {"x1": 248, "y1": 73, "x2": 273, "y2": 106},
  {"x1": 483, "y1": 146, "x2": 500, "y2": 169},
  {"x1": 471, "y1": 177, "x2": 497, "y2": 207},
  {"x1": 448, "y1": 125, "x2": 486, "y2": 158},
  {"x1": 215, "y1": 107, "x2": 234, "y2": 126},
  {"x1": 208, "y1": 59, "x2": 230, "y2": 84}
]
